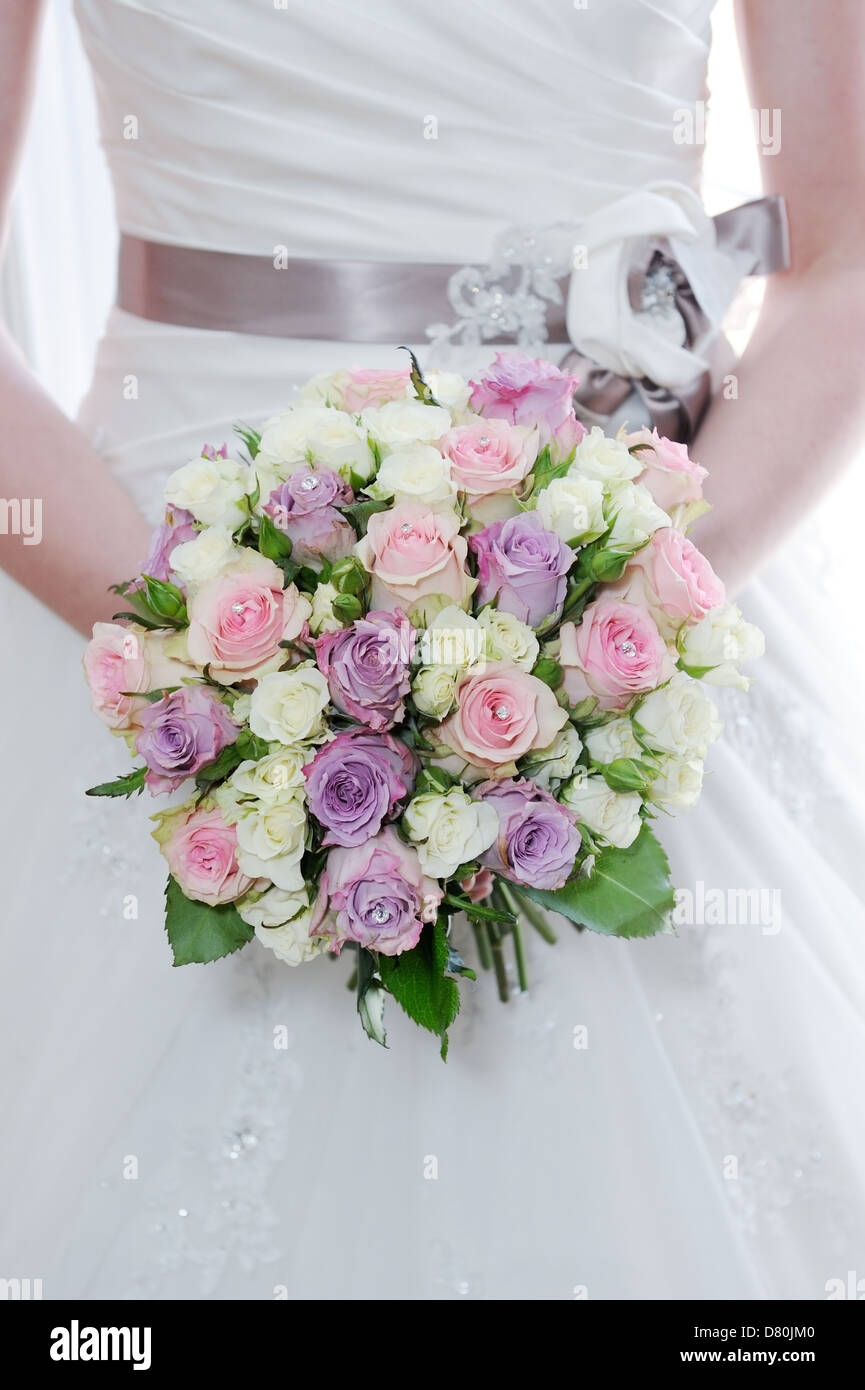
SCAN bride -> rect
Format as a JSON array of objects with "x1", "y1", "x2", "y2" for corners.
[{"x1": 2, "y1": 0, "x2": 865, "y2": 1300}]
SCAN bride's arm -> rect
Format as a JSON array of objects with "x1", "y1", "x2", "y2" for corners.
[
  {"x1": 693, "y1": 0, "x2": 865, "y2": 593},
  {"x1": 0, "y1": 0, "x2": 151, "y2": 635}
]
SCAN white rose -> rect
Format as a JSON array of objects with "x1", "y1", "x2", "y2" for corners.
[
  {"x1": 403, "y1": 789, "x2": 498, "y2": 879},
  {"x1": 570, "y1": 426, "x2": 642, "y2": 483},
  {"x1": 362, "y1": 399, "x2": 452, "y2": 452},
  {"x1": 412, "y1": 666, "x2": 458, "y2": 718},
  {"x1": 536, "y1": 474, "x2": 606, "y2": 544},
  {"x1": 308, "y1": 581, "x2": 345, "y2": 635},
  {"x1": 231, "y1": 748, "x2": 308, "y2": 802},
  {"x1": 679, "y1": 602, "x2": 765, "y2": 689},
  {"x1": 367, "y1": 444, "x2": 456, "y2": 507},
  {"x1": 425, "y1": 370, "x2": 471, "y2": 412},
  {"x1": 560, "y1": 770, "x2": 642, "y2": 848},
  {"x1": 520, "y1": 724, "x2": 583, "y2": 790},
  {"x1": 231, "y1": 692, "x2": 252, "y2": 725},
  {"x1": 635, "y1": 672, "x2": 721, "y2": 758},
  {"x1": 257, "y1": 406, "x2": 373, "y2": 483},
  {"x1": 605, "y1": 480, "x2": 670, "y2": 548},
  {"x1": 296, "y1": 369, "x2": 351, "y2": 407},
  {"x1": 235, "y1": 795, "x2": 307, "y2": 889},
  {"x1": 253, "y1": 911, "x2": 323, "y2": 966},
  {"x1": 477, "y1": 608, "x2": 539, "y2": 671},
  {"x1": 239, "y1": 884, "x2": 308, "y2": 928},
  {"x1": 583, "y1": 716, "x2": 642, "y2": 764},
  {"x1": 249, "y1": 665, "x2": 330, "y2": 745},
  {"x1": 650, "y1": 756, "x2": 704, "y2": 808},
  {"x1": 169, "y1": 527, "x2": 238, "y2": 588},
  {"x1": 418, "y1": 606, "x2": 486, "y2": 669},
  {"x1": 164, "y1": 455, "x2": 251, "y2": 529}
]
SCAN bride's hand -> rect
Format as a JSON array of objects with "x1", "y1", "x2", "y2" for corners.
[
  {"x1": 0, "y1": 0, "x2": 151, "y2": 635},
  {"x1": 691, "y1": 0, "x2": 865, "y2": 595}
]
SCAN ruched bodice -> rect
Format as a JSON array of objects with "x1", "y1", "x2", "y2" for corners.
[{"x1": 74, "y1": 0, "x2": 714, "y2": 260}]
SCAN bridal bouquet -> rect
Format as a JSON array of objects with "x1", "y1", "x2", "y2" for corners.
[{"x1": 84, "y1": 352, "x2": 762, "y2": 1054}]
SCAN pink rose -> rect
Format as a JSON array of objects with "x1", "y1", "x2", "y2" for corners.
[
  {"x1": 159, "y1": 806, "x2": 254, "y2": 906},
  {"x1": 84, "y1": 622, "x2": 150, "y2": 730},
  {"x1": 550, "y1": 413, "x2": 587, "y2": 464},
  {"x1": 617, "y1": 528, "x2": 725, "y2": 633},
  {"x1": 342, "y1": 368, "x2": 411, "y2": 414},
  {"x1": 439, "y1": 661, "x2": 569, "y2": 775},
  {"x1": 626, "y1": 427, "x2": 707, "y2": 511},
  {"x1": 310, "y1": 828, "x2": 442, "y2": 957},
  {"x1": 560, "y1": 599, "x2": 674, "y2": 711},
  {"x1": 460, "y1": 867, "x2": 494, "y2": 903},
  {"x1": 469, "y1": 352, "x2": 579, "y2": 440},
  {"x1": 440, "y1": 419, "x2": 538, "y2": 511},
  {"x1": 355, "y1": 502, "x2": 475, "y2": 614},
  {"x1": 187, "y1": 552, "x2": 309, "y2": 683}
]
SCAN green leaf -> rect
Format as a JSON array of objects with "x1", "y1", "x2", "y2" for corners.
[
  {"x1": 164, "y1": 876, "x2": 253, "y2": 965},
  {"x1": 676, "y1": 660, "x2": 718, "y2": 680},
  {"x1": 519, "y1": 825, "x2": 675, "y2": 939},
  {"x1": 330, "y1": 556, "x2": 366, "y2": 595},
  {"x1": 356, "y1": 947, "x2": 388, "y2": 1047},
  {"x1": 234, "y1": 423, "x2": 262, "y2": 460},
  {"x1": 85, "y1": 765, "x2": 147, "y2": 798},
  {"x1": 378, "y1": 919, "x2": 460, "y2": 1050},
  {"x1": 586, "y1": 548, "x2": 631, "y2": 583},
  {"x1": 443, "y1": 893, "x2": 515, "y2": 925},
  {"x1": 414, "y1": 765, "x2": 458, "y2": 797},
  {"x1": 235, "y1": 728, "x2": 270, "y2": 762},
  {"x1": 194, "y1": 742, "x2": 244, "y2": 791},
  {"x1": 342, "y1": 498, "x2": 389, "y2": 536},
  {"x1": 110, "y1": 610, "x2": 165, "y2": 631},
  {"x1": 397, "y1": 346, "x2": 440, "y2": 405},
  {"x1": 257, "y1": 512, "x2": 293, "y2": 562}
]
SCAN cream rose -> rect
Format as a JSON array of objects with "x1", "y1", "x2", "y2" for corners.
[
  {"x1": 367, "y1": 444, "x2": 456, "y2": 508},
  {"x1": 477, "y1": 608, "x2": 539, "y2": 671},
  {"x1": 253, "y1": 909, "x2": 323, "y2": 966},
  {"x1": 308, "y1": 580, "x2": 345, "y2": 635},
  {"x1": 169, "y1": 527, "x2": 238, "y2": 589},
  {"x1": 417, "y1": 607, "x2": 486, "y2": 670},
  {"x1": 164, "y1": 454, "x2": 251, "y2": 529},
  {"x1": 536, "y1": 474, "x2": 606, "y2": 544},
  {"x1": 604, "y1": 481, "x2": 671, "y2": 549},
  {"x1": 583, "y1": 716, "x2": 642, "y2": 764},
  {"x1": 678, "y1": 602, "x2": 765, "y2": 689},
  {"x1": 231, "y1": 748, "x2": 308, "y2": 802},
  {"x1": 235, "y1": 794, "x2": 307, "y2": 889},
  {"x1": 362, "y1": 399, "x2": 452, "y2": 452},
  {"x1": 248, "y1": 665, "x2": 330, "y2": 745},
  {"x1": 650, "y1": 756, "x2": 704, "y2": 808},
  {"x1": 518, "y1": 723, "x2": 583, "y2": 790},
  {"x1": 403, "y1": 789, "x2": 499, "y2": 879},
  {"x1": 412, "y1": 666, "x2": 459, "y2": 718},
  {"x1": 635, "y1": 673, "x2": 722, "y2": 758},
  {"x1": 570, "y1": 426, "x2": 641, "y2": 483},
  {"x1": 559, "y1": 770, "x2": 642, "y2": 848},
  {"x1": 257, "y1": 405, "x2": 374, "y2": 485}
]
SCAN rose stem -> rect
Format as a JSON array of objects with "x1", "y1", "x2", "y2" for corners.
[
  {"x1": 510, "y1": 889, "x2": 558, "y2": 945},
  {"x1": 472, "y1": 920, "x2": 493, "y2": 971},
  {"x1": 486, "y1": 909, "x2": 510, "y2": 1003}
]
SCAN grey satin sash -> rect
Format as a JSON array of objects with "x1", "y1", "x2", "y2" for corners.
[{"x1": 117, "y1": 195, "x2": 789, "y2": 443}]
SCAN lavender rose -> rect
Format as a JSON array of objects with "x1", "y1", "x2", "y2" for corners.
[
  {"x1": 469, "y1": 352, "x2": 579, "y2": 437},
  {"x1": 141, "y1": 505, "x2": 197, "y2": 583},
  {"x1": 471, "y1": 513, "x2": 574, "y2": 628},
  {"x1": 315, "y1": 608, "x2": 413, "y2": 731},
  {"x1": 305, "y1": 727, "x2": 417, "y2": 847},
  {"x1": 264, "y1": 465, "x2": 355, "y2": 566},
  {"x1": 135, "y1": 686, "x2": 238, "y2": 793},
  {"x1": 310, "y1": 828, "x2": 441, "y2": 956},
  {"x1": 477, "y1": 778, "x2": 580, "y2": 891}
]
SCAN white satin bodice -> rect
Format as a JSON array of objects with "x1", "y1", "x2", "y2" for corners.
[{"x1": 74, "y1": 0, "x2": 715, "y2": 261}]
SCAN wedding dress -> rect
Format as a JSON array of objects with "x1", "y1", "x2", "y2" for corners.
[{"x1": 2, "y1": 0, "x2": 865, "y2": 1301}]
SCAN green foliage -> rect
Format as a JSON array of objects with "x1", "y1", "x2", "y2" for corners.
[
  {"x1": 164, "y1": 876, "x2": 254, "y2": 965},
  {"x1": 519, "y1": 826, "x2": 675, "y2": 939}
]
